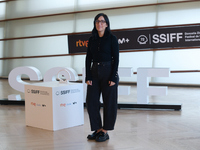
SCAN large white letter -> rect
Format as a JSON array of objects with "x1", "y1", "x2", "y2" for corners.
[
  {"x1": 137, "y1": 68, "x2": 170, "y2": 104},
  {"x1": 8, "y1": 66, "x2": 42, "y2": 100},
  {"x1": 43, "y1": 67, "x2": 78, "y2": 82}
]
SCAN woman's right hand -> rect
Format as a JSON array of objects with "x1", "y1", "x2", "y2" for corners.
[{"x1": 86, "y1": 80, "x2": 92, "y2": 86}]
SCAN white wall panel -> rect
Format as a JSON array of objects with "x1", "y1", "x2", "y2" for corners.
[
  {"x1": 119, "y1": 52, "x2": 154, "y2": 68},
  {"x1": 154, "y1": 49, "x2": 200, "y2": 70},
  {"x1": 6, "y1": 0, "x2": 75, "y2": 19},
  {"x1": 75, "y1": 12, "x2": 95, "y2": 32},
  {"x1": 75, "y1": 6, "x2": 157, "y2": 32},
  {"x1": 4, "y1": 36, "x2": 68, "y2": 57},
  {"x1": 6, "y1": 15, "x2": 74, "y2": 38},
  {"x1": 119, "y1": 51, "x2": 154, "y2": 82},
  {"x1": 72, "y1": 55, "x2": 86, "y2": 74},
  {"x1": 153, "y1": 49, "x2": 200, "y2": 84},
  {"x1": 109, "y1": 6, "x2": 157, "y2": 30},
  {"x1": 0, "y1": 23, "x2": 4, "y2": 39},
  {"x1": 0, "y1": 3, "x2": 6, "y2": 20},
  {"x1": 77, "y1": 0, "x2": 157, "y2": 11},
  {"x1": 0, "y1": 23, "x2": 4, "y2": 75},
  {"x1": 157, "y1": 2, "x2": 200, "y2": 26}
]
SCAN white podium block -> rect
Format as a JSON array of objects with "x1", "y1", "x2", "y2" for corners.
[{"x1": 25, "y1": 81, "x2": 84, "y2": 131}]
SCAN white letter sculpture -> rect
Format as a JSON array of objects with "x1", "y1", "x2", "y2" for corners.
[
  {"x1": 137, "y1": 68, "x2": 170, "y2": 104},
  {"x1": 44, "y1": 67, "x2": 78, "y2": 82},
  {"x1": 8, "y1": 66, "x2": 42, "y2": 100}
]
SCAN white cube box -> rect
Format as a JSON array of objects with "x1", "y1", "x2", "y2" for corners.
[{"x1": 25, "y1": 81, "x2": 84, "y2": 131}]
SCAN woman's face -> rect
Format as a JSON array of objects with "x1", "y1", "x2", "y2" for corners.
[{"x1": 95, "y1": 16, "x2": 108, "y2": 34}]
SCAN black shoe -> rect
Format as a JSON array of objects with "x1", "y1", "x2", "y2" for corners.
[
  {"x1": 87, "y1": 131, "x2": 101, "y2": 140},
  {"x1": 95, "y1": 131, "x2": 109, "y2": 142}
]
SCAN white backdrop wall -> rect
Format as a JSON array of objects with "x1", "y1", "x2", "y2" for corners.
[
  {"x1": 0, "y1": 3, "x2": 6, "y2": 20},
  {"x1": 1, "y1": 0, "x2": 200, "y2": 85},
  {"x1": 0, "y1": 16, "x2": 5, "y2": 76}
]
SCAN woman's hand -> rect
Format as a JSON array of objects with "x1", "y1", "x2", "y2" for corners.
[
  {"x1": 109, "y1": 81, "x2": 115, "y2": 86},
  {"x1": 86, "y1": 80, "x2": 92, "y2": 86}
]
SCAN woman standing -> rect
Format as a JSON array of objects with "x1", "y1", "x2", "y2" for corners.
[{"x1": 85, "y1": 13, "x2": 119, "y2": 142}]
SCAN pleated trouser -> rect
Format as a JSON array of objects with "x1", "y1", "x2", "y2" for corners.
[{"x1": 86, "y1": 61, "x2": 119, "y2": 131}]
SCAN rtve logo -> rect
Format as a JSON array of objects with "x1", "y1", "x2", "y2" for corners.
[
  {"x1": 31, "y1": 102, "x2": 36, "y2": 106},
  {"x1": 76, "y1": 40, "x2": 89, "y2": 47}
]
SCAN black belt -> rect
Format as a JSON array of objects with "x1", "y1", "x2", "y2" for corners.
[{"x1": 93, "y1": 61, "x2": 112, "y2": 66}]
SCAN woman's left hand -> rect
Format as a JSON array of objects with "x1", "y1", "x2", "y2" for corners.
[{"x1": 109, "y1": 81, "x2": 115, "y2": 86}]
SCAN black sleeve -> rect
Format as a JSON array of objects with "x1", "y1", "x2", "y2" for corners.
[
  {"x1": 110, "y1": 34, "x2": 119, "y2": 83},
  {"x1": 85, "y1": 37, "x2": 93, "y2": 82}
]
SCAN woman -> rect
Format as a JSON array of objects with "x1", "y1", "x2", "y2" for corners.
[{"x1": 85, "y1": 13, "x2": 119, "y2": 142}]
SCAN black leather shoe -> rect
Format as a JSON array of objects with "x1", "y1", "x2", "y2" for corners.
[
  {"x1": 87, "y1": 131, "x2": 101, "y2": 140},
  {"x1": 96, "y1": 131, "x2": 109, "y2": 142}
]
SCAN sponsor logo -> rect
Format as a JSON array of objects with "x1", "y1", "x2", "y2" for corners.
[
  {"x1": 67, "y1": 103, "x2": 71, "y2": 106},
  {"x1": 137, "y1": 35, "x2": 148, "y2": 44},
  {"x1": 31, "y1": 102, "x2": 36, "y2": 106},
  {"x1": 60, "y1": 103, "x2": 71, "y2": 107},
  {"x1": 76, "y1": 40, "x2": 88, "y2": 47},
  {"x1": 60, "y1": 102, "x2": 77, "y2": 107},
  {"x1": 118, "y1": 38, "x2": 130, "y2": 44},
  {"x1": 31, "y1": 102, "x2": 46, "y2": 107},
  {"x1": 60, "y1": 103, "x2": 66, "y2": 107}
]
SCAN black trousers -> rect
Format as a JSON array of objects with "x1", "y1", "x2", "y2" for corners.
[{"x1": 86, "y1": 61, "x2": 119, "y2": 131}]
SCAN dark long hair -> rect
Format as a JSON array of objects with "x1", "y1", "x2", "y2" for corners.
[{"x1": 92, "y1": 13, "x2": 111, "y2": 39}]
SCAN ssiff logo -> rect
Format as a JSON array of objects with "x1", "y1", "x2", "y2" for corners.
[{"x1": 61, "y1": 90, "x2": 70, "y2": 95}]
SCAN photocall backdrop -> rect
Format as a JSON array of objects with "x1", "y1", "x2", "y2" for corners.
[{"x1": 68, "y1": 25, "x2": 200, "y2": 54}]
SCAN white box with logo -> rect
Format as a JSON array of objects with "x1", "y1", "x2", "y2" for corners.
[{"x1": 25, "y1": 81, "x2": 84, "y2": 131}]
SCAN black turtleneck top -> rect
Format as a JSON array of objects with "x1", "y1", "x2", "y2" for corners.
[{"x1": 85, "y1": 33, "x2": 119, "y2": 83}]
